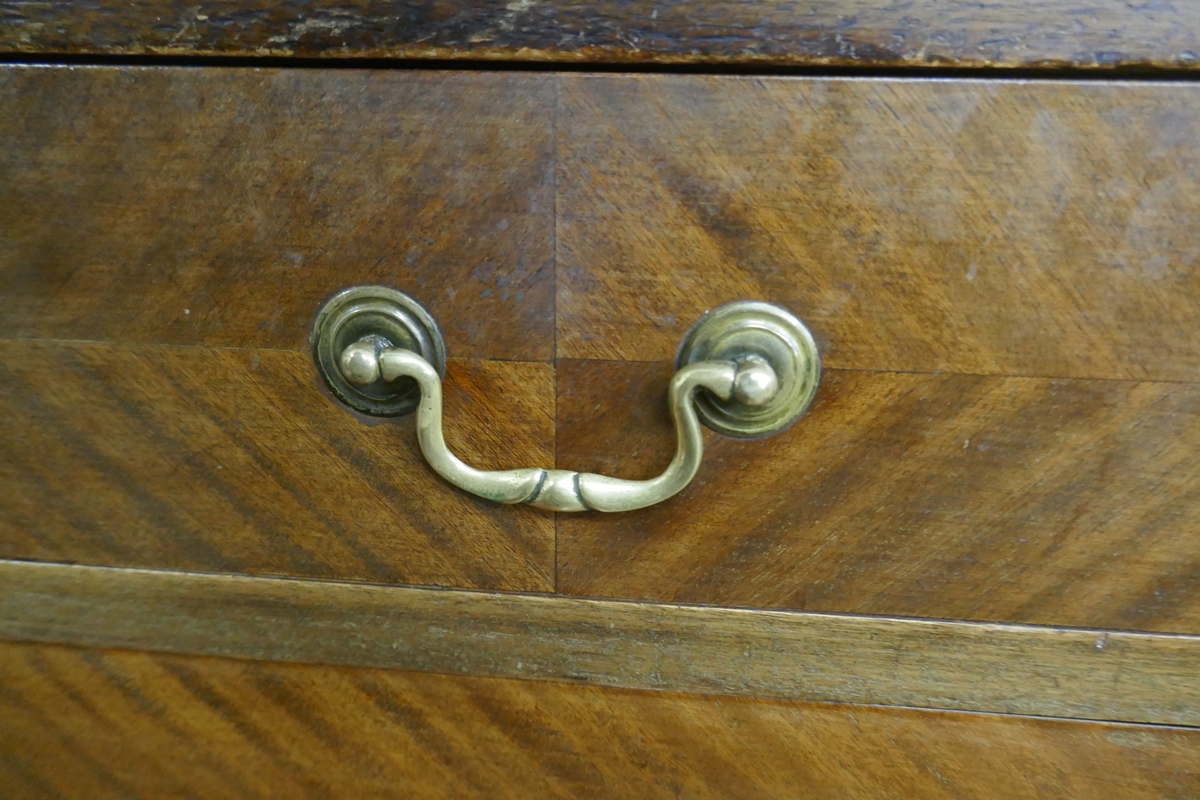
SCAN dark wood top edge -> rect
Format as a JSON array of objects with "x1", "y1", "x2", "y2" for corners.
[
  {"x1": 2, "y1": 559, "x2": 1196, "y2": 725},
  {"x1": 2, "y1": 51, "x2": 1199, "y2": 80},
  {"x1": 2, "y1": 1, "x2": 1198, "y2": 72}
]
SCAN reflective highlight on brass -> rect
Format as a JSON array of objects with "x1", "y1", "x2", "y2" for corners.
[
  {"x1": 311, "y1": 285, "x2": 446, "y2": 417},
  {"x1": 676, "y1": 301, "x2": 822, "y2": 439},
  {"x1": 317, "y1": 288, "x2": 820, "y2": 512}
]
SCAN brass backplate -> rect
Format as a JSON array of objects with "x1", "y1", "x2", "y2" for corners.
[
  {"x1": 675, "y1": 301, "x2": 821, "y2": 439},
  {"x1": 311, "y1": 286, "x2": 446, "y2": 417}
]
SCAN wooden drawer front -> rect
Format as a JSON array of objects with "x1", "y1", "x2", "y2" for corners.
[
  {"x1": 1, "y1": 67, "x2": 555, "y2": 358},
  {"x1": 4, "y1": 68, "x2": 1200, "y2": 636},
  {"x1": 0, "y1": 67, "x2": 556, "y2": 591},
  {"x1": 555, "y1": 77, "x2": 1200, "y2": 379},
  {"x1": 555, "y1": 76, "x2": 1200, "y2": 634},
  {"x1": 0, "y1": 342, "x2": 555, "y2": 589}
]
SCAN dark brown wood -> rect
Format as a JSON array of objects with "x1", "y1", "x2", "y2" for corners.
[
  {"x1": 4, "y1": 69, "x2": 1200, "y2": 626},
  {"x1": 2, "y1": 1, "x2": 1200, "y2": 71},
  {"x1": 0, "y1": 341, "x2": 555, "y2": 590},
  {"x1": 0, "y1": 65, "x2": 555, "y2": 361},
  {"x1": 0, "y1": 63, "x2": 1199, "y2": 794},
  {"x1": 2, "y1": 642, "x2": 1198, "y2": 800},
  {"x1": 5, "y1": 560, "x2": 1200, "y2": 724},
  {"x1": 557, "y1": 360, "x2": 1200, "y2": 633},
  {"x1": 557, "y1": 75, "x2": 1200, "y2": 382}
]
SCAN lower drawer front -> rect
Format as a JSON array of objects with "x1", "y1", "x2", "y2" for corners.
[{"x1": 3, "y1": 641, "x2": 1197, "y2": 800}]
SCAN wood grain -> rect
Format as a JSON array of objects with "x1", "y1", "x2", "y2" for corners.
[
  {"x1": 557, "y1": 360, "x2": 1200, "y2": 633},
  {"x1": 557, "y1": 76, "x2": 1200, "y2": 381},
  {"x1": 3, "y1": 560, "x2": 1198, "y2": 725},
  {"x1": 2, "y1": 1, "x2": 1199, "y2": 71},
  {"x1": 0, "y1": 65, "x2": 555, "y2": 360},
  {"x1": 0, "y1": 340, "x2": 554, "y2": 590},
  {"x1": 3, "y1": 643, "x2": 1198, "y2": 800}
]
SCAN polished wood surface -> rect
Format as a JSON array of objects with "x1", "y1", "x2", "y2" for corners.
[
  {"x1": 5, "y1": 67, "x2": 1200, "y2": 627},
  {"x1": 0, "y1": 341, "x2": 555, "y2": 590},
  {"x1": 3, "y1": 1, "x2": 1199, "y2": 71},
  {"x1": 5, "y1": 561, "x2": 1197, "y2": 725},
  {"x1": 0, "y1": 66, "x2": 555, "y2": 361},
  {"x1": 557, "y1": 76, "x2": 1200, "y2": 381},
  {"x1": 3, "y1": 642, "x2": 1198, "y2": 800},
  {"x1": 557, "y1": 361, "x2": 1200, "y2": 632},
  {"x1": 3, "y1": 40, "x2": 1199, "y2": 800},
  {"x1": 553, "y1": 74, "x2": 1200, "y2": 634},
  {"x1": 8, "y1": 69, "x2": 1197, "y2": 378}
]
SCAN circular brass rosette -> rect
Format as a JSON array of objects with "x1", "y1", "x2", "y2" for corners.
[
  {"x1": 311, "y1": 286, "x2": 446, "y2": 417},
  {"x1": 676, "y1": 301, "x2": 821, "y2": 439}
]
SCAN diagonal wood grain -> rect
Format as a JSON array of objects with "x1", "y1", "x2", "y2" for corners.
[
  {"x1": 2, "y1": 642, "x2": 1198, "y2": 800},
  {"x1": 0, "y1": 65, "x2": 555, "y2": 360},
  {"x1": 2, "y1": 560, "x2": 1198, "y2": 726},
  {"x1": 556, "y1": 360, "x2": 1200, "y2": 633},
  {"x1": 2, "y1": 1, "x2": 1199, "y2": 71},
  {"x1": 0, "y1": 340, "x2": 554, "y2": 590},
  {"x1": 557, "y1": 76, "x2": 1200, "y2": 381}
]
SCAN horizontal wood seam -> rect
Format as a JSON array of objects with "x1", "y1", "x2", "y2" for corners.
[
  {"x1": 553, "y1": 357, "x2": 1200, "y2": 387},
  {"x1": 6, "y1": 337, "x2": 1200, "y2": 387},
  {"x1": 5, "y1": 53, "x2": 1200, "y2": 81},
  {"x1": 1, "y1": 560, "x2": 1196, "y2": 726},
  {"x1": 0, "y1": 336, "x2": 555, "y2": 365}
]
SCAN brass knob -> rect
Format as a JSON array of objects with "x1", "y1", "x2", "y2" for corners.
[{"x1": 312, "y1": 287, "x2": 820, "y2": 512}]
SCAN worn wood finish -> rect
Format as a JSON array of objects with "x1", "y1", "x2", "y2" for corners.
[
  {"x1": 4, "y1": 561, "x2": 1199, "y2": 725},
  {"x1": 0, "y1": 65, "x2": 554, "y2": 360},
  {"x1": 557, "y1": 76, "x2": 1200, "y2": 381},
  {"x1": 3, "y1": 643, "x2": 1199, "y2": 800},
  {"x1": 0, "y1": 340, "x2": 555, "y2": 590},
  {"x1": 557, "y1": 361, "x2": 1200, "y2": 633},
  {"x1": 3, "y1": 1, "x2": 1200, "y2": 71}
]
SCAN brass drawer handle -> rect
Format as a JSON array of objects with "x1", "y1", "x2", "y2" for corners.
[{"x1": 312, "y1": 287, "x2": 820, "y2": 512}]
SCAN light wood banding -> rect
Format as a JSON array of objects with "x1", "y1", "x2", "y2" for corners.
[{"x1": 2, "y1": 560, "x2": 1197, "y2": 726}]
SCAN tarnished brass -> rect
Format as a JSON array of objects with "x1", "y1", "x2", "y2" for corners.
[
  {"x1": 314, "y1": 288, "x2": 820, "y2": 512},
  {"x1": 311, "y1": 285, "x2": 446, "y2": 417},
  {"x1": 676, "y1": 301, "x2": 821, "y2": 439}
]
